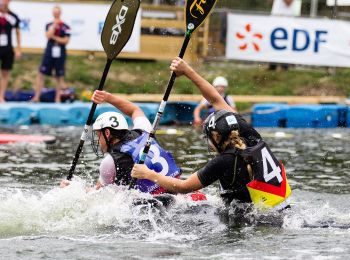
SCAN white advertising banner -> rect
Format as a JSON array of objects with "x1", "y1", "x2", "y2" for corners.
[
  {"x1": 327, "y1": 0, "x2": 350, "y2": 6},
  {"x1": 11, "y1": 1, "x2": 141, "y2": 52},
  {"x1": 226, "y1": 13, "x2": 350, "y2": 67}
]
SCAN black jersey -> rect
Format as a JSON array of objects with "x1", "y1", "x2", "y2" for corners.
[
  {"x1": 0, "y1": 11, "x2": 20, "y2": 49},
  {"x1": 234, "y1": 113, "x2": 262, "y2": 146},
  {"x1": 197, "y1": 152, "x2": 252, "y2": 204}
]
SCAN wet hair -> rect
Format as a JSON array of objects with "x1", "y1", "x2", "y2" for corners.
[
  {"x1": 220, "y1": 130, "x2": 246, "y2": 151},
  {"x1": 103, "y1": 128, "x2": 129, "y2": 148},
  {"x1": 219, "y1": 130, "x2": 253, "y2": 180}
]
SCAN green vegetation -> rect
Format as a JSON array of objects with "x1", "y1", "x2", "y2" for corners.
[{"x1": 10, "y1": 53, "x2": 350, "y2": 111}]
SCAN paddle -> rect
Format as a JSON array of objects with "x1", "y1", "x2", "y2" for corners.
[
  {"x1": 129, "y1": 0, "x2": 217, "y2": 189},
  {"x1": 67, "y1": 0, "x2": 140, "y2": 180}
]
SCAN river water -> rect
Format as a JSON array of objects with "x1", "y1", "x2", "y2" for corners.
[{"x1": 0, "y1": 126, "x2": 349, "y2": 259}]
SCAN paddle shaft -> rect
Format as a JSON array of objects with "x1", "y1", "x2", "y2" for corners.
[
  {"x1": 129, "y1": 32, "x2": 191, "y2": 189},
  {"x1": 67, "y1": 59, "x2": 112, "y2": 180}
]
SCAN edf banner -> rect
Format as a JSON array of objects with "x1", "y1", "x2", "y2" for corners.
[
  {"x1": 11, "y1": 1, "x2": 141, "y2": 53},
  {"x1": 226, "y1": 13, "x2": 350, "y2": 67}
]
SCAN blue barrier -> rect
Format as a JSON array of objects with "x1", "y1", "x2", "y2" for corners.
[
  {"x1": 338, "y1": 105, "x2": 348, "y2": 127},
  {"x1": 252, "y1": 103, "x2": 288, "y2": 127},
  {"x1": 0, "y1": 107, "x2": 10, "y2": 124},
  {"x1": 286, "y1": 104, "x2": 345, "y2": 128},
  {"x1": 37, "y1": 105, "x2": 70, "y2": 125},
  {"x1": 67, "y1": 104, "x2": 90, "y2": 125},
  {"x1": 8, "y1": 105, "x2": 37, "y2": 125},
  {"x1": 0, "y1": 101, "x2": 348, "y2": 128}
]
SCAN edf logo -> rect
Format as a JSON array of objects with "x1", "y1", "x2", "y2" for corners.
[
  {"x1": 236, "y1": 23, "x2": 328, "y2": 53},
  {"x1": 271, "y1": 28, "x2": 327, "y2": 53},
  {"x1": 20, "y1": 18, "x2": 30, "y2": 32}
]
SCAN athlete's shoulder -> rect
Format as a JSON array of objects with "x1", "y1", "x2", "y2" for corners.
[
  {"x1": 62, "y1": 22, "x2": 71, "y2": 31},
  {"x1": 6, "y1": 11, "x2": 20, "y2": 26},
  {"x1": 8, "y1": 11, "x2": 19, "y2": 19},
  {"x1": 46, "y1": 22, "x2": 53, "y2": 28},
  {"x1": 209, "y1": 152, "x2": 235, "y2": 167},
  {"x1": 129, "y1": 129, "x2": 143, "y2": 138},
  {"x1": 132, "y1": 116, "x2": 152, "y2": 133}
]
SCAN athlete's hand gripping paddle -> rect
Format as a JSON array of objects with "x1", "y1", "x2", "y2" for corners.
[
  {"x1": 67, "y1": 0, "x2": 140, "y2": 180},
  {"x1": 129, "y1": 0, "x2": 217, "y2": 189}
]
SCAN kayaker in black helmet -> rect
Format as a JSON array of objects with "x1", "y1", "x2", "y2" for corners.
[{"x1": 132, "y1": 57, "x2": 291, "y2": 211}]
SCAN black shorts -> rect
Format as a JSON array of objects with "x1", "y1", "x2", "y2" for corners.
[
  {"x1": 39, "y1": 54, "x2": 66, "y2": 77},
  {"x1": 0, "y1": 48, "x2": 15, "y2": 70}
]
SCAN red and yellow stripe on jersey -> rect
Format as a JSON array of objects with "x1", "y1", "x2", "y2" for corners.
[{"x1": 247, "y1": 164, "x2": 291, "y2": 210}]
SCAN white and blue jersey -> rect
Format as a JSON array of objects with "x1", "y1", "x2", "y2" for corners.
[
  {"x1": 119, "y1": 131, "x2": 181, "y2": 193},
  {"x1": 98, "y1": 116, "x2": 181, "y2": 194}
]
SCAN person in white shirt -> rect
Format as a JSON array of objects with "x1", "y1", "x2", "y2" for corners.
[
  {"x1": 269, "y1": 0, "x2": 302, "y2": 71},
  {"x1": 271, "y1": 0, "x2": 302, "y2": 17},
  {"x1": 193, "y1": 76, "x2": 237, "y2": 126}
]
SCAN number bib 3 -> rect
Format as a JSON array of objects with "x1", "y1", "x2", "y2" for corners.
[{"x1": 119, "y1": 131, "x2": 181, "y2": 193}]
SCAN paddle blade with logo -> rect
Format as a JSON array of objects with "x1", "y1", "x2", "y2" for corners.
[
  {"x1": 101, "y1": 0, "x2": 140, "y2": 60},
  {"x1": 67, "y1": 0, "x2": 140, "y2": 181},
  {"x1": 185, "y1": 0, "x2": 217, "y2": 33},
  {"x1": 128, "y1": 0, "x2": 217, "y2": 190}
]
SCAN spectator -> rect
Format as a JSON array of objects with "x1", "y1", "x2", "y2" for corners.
[
  {"x1": 193, "y1": 76, "x2": 237, "y2": 126},
  {"x1": 0, "y1": 0, "x2": 21, "y2": 103},
  {"x1": 269, "y1": 0, "x2": 302, "y2": 71},
  {"x1": 271, "y1": 0, "x2": 302, "y2": 17},
  {"x1": 31, "y1": 5, "x2": 70, "y2": 103}
]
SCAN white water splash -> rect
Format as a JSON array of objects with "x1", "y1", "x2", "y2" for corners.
[
  {"x1": 282, "y1": 191, "x2": 350, "y2": 230},
  {"x1": 0, "y1": 178, "x2": 222, "y2": 240}
]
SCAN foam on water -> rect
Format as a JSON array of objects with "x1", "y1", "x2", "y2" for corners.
[
  {"x1": 283, "y1": 190, "x2": 350, "y2": 230},
  {"x1": 1, "y1": 127, "x2": 349, "y2": 258},
  {"x1": 1, "y1": 178, "x2": 349, "y2": 242},
  {"x1": 0, "y1": 183, "x2": 350, "y2": 259},
  {"x1": 0, "y1": 178, "x2": 224, "y2": 240}
]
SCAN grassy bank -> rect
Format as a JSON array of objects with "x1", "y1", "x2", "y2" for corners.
[{"x1": 10, "y1": 53, "x2": 350, "y2": 110}]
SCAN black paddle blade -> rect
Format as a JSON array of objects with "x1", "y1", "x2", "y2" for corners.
[
  {"x1": 101, "y1": 0, "x2": 140, "y2": 60},
  {"x1": 186, "y1": 0, "x2": 217, "y2": 33}
]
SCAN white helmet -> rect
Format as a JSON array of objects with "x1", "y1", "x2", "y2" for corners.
[
  {"x1": 93, "y1": 111, "x2": 128, "y2": 131},
  {"x1": 212, "y1": 76, "x2": 228, "y2": 88}
]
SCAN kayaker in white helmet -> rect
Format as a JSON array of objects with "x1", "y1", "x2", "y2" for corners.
[{"x1": 193, "y1": 76, "x2": 237, "y2": 126}]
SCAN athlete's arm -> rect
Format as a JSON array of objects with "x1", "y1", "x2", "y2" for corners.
[
  {"x1": 170, "y1": 57, "x2": 233, "y2": 113},
  {"x1": 92, "y1": 90, "x2": 145, "y2": 120},
  {"x1": 131, "y1": 164, "x2": 203, "y2": 193},
  {"x1": 52, "y1": 35, "x2": 69, "y2": 45},
  {"x1": 98, "y1": 154, "x2": 117, "y2": 187},
  {"x1": 15, "y1": 27, "x2": 21, "y2": 59},
  {"x1": 46, "y1": 23, "x2": 55, "y2": 39},
  {"x1": 193, "y1": 102, "x2": 206, "y2": 126}
]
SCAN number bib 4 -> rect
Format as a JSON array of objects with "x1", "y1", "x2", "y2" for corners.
[{"x1": 239, "y1": 141, "x2": 291, "y2": 210}]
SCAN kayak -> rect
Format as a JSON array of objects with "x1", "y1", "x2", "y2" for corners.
[
  {"x1": 0, "y1": 133, "x2": 56, "y2": 144},
  {"x1": 133, "y1": 191, "x2": 207, "y2": 209}
]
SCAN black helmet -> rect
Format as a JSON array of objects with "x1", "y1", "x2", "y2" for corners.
[{"x1": 203, "y1": 110, "x2": 239, "y2": 152}]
